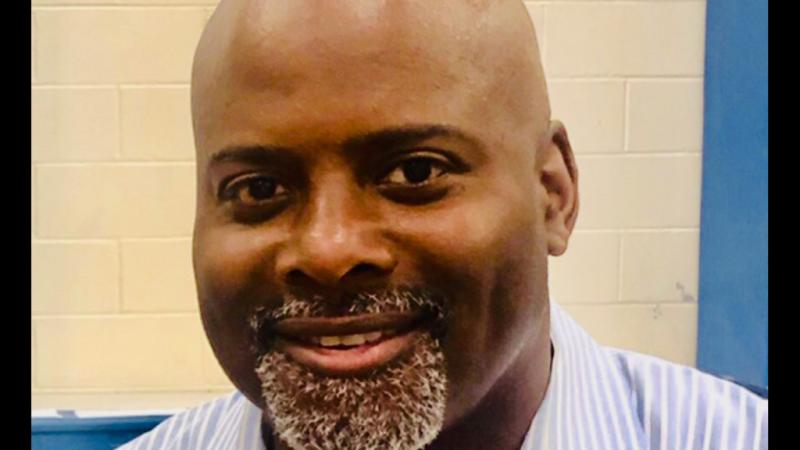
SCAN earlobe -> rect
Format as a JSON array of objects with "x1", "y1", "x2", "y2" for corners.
[{"x1": 539, "y1": 120, "x2": 579, "y2": 256}]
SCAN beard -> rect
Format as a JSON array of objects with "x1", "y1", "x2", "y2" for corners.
[{"x1": 252, "y1": 288, "x2": 448, "y2": 450}]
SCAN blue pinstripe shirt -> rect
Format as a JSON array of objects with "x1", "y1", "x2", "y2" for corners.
[{"x1": 119, "y1": 301, "x2": 768, "y2": 449}]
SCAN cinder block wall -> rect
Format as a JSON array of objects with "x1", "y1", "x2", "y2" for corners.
[{"x1": 31, "y1": 0, "x2": 707, "y2": 409}]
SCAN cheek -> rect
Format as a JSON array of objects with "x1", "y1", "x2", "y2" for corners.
[
  {"x1": 387, "y1": 189, "x2": 546, "y2": 412},
  {"x1": 193, "y1": 226, "x2": 285, "y2": 406},
  {"x1": 195, "y1": 226, "x2": 283, "y2": 307},
  {"x1": 395, "y1": 197, "x2": 539, "y2": 305},
  {"x1": 194, "y1": 226, "x2": 286, "y2": 364},
  {"x1": 394, "y1": 187, "x2": 541, "y2": 292},
  {"x1": 438, "y1": 200, "x2": 542, "y2": 337}
]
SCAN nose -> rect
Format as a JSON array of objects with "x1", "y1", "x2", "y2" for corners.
[{"x1": 275, "y1": 181, "x2": 397, "y2": 290}]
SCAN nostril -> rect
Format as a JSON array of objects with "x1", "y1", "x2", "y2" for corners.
[
  {"x1": 282, "y1": 261, "x2": 394, "y2": 288},
  {"x1": 346, "y1": 262, "x2": 386, "y2": 278},
  {"x1": 285, "y1": 269, "x2": 312, "y2": 287}
]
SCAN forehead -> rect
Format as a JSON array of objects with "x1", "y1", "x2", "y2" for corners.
[{"x1": 192, "y1": 0, "x2": 543, "y2": 159}]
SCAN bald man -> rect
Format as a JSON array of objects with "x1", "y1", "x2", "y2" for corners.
[{"x1": 120, "y1": 1, "x2": 767, "y2": 449}]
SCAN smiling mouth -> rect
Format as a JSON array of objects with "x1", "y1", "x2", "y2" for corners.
[{"x1": 266, "y1": 311, "x2": 430, "y2": 377}]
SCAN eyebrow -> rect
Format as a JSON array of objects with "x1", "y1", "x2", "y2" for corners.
[
  {"x1": 342, "y1": 124, "x2": 482, "y2": 154},
  {"x1": 210, "y1": 145, "x2": 293, "y2": 165},
  {"x1": 208, "y1": 124, "x2": 483, "y2": 165}
]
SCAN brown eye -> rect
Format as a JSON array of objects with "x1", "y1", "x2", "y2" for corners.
[
  {"x1": 225, "y1": 175, "x2": 287, "y2": 205},
  {"x1": 382, "y1": 158, "x2": 446, "y2": 186},
  {"x1": 247, "y1": 177, "x2": 278, "y2": 199}
]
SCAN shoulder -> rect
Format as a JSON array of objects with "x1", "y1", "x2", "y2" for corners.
[
  {"x1": 607, "y1": 348, "x2": 768, "y2": 450},
  {"x1": 116, "y1": 391, "x2": 264, "y2": 450}
]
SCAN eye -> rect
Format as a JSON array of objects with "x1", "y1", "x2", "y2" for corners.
[
  {"x1": 380, "y1": 157, "x2": 448, "y2": 186},
  {"x1": 222, "y1": 174, "x2": 288, "y2": 206}
]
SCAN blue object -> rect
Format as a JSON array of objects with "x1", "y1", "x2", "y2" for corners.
[
  {"x1": 727, "y1": 378, "x2": 769, "y2": 399},
  {"x1": 32, "y1": 415, "x2": 171, "y2": 450},
  {"x1": 697, "y1": 0, "x2": 768, "y2": 389}
]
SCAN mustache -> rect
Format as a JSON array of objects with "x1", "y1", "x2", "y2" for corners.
[{"x1": 248, "y1": 286, "x2": 449, "y2": 350}]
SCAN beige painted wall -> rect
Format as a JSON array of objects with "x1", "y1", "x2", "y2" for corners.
[{"x1": 31, "y1": 0, "x2": 707, "y2": 410}]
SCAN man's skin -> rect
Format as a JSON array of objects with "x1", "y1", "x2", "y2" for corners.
[{"x1": 191, "y1": 1, "x2": 579, "y2": 449}]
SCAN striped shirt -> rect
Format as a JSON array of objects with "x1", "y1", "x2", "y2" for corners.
[{"x1": 119, "y1": 301, "x2": 768, "y2": 449}]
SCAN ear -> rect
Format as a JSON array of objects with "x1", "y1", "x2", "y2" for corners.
[{"x1": 538, "y1": 120, "x2": 579, "y2": 256}]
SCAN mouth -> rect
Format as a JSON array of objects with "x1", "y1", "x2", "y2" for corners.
[{"x1": 266, "y1": 311, "x2": 430, "y2": 377}]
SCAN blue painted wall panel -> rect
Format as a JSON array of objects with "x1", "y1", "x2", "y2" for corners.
[
  {"x1": 32, "y1": 416, "x2": 171, "y2": 450},
  {"x1": 697, "y1": 0, "x2": 768, "y2": 388}
]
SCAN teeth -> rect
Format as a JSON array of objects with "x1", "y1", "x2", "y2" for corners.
[
  {"x1": 315, "y1": 331, "x2": 389, "y2": 347},
  {"x1": 319, "y1": 336, "x2": 342, "y2": 347},
  {"x1": 364, "y1": 331, "x2": 383, "y2": 343},
  {"x1": 341, "y1": 334, "x2": 366, "y2": 346}
]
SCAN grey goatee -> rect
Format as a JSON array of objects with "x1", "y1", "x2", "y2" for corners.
[{"x1": 252, "y1": 289, "x2": 448, "y2": 450}]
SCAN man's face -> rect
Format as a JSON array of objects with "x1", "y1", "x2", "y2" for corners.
[{"x1": 192, "y1": 1, "x2": 572, "y2": 448}]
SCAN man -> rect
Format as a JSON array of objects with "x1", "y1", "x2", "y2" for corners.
[{"x1": 120, "y1": 0, "x2": 768, "y2": 449}]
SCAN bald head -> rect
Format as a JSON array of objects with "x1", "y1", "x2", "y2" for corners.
[{"x1": 191, "y1": 0, "x2": 550, "y2": 162}]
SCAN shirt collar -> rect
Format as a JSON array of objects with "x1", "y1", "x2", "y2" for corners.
[{"x1": 520, "y1": 300, "x2": 648, "y2": 450}]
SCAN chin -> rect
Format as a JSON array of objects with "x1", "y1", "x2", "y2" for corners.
[{"x1": 256, "y1": 332, "x2": 447, "y2": 450}]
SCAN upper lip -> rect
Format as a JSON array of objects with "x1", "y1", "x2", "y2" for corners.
[{"x1": 270, "y1": 311, "x2": 426, "y2": 338}]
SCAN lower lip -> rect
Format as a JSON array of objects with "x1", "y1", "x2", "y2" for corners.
[{"x1": 275, "y1": 329, "x2": 423, "y2": 376}]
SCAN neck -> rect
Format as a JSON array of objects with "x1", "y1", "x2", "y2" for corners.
[{"x1": 426, "y1": 322, "x2": 552, "y2": 450}]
